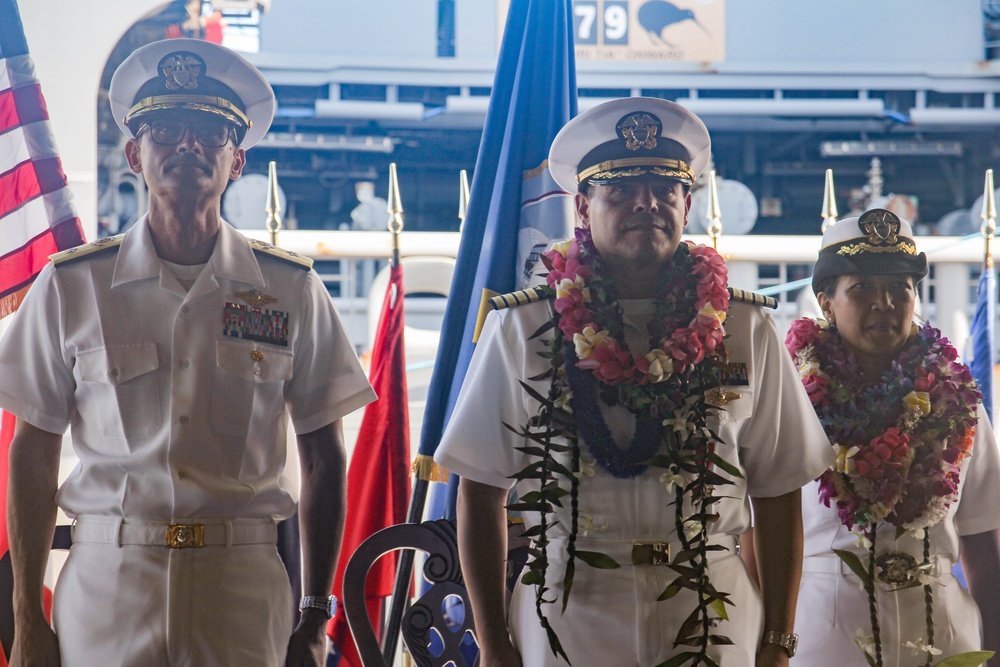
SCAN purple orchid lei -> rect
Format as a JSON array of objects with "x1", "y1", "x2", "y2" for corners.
[{"x1": 786, "y1": 318, "x2": 979, "y2": 535}]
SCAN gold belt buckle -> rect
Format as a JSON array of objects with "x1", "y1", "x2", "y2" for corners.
[
  {"x1": 874, "y1": 550, "x2": 919, "y2": 586},
  {"x1": 166, "y1": 524, "x2": 205, "y2": 549},
  {"x1": 632, "y1": 542, "x2": 671, "y2": 566}
]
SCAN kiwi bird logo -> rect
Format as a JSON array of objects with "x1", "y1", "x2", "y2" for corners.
[{"x1": 638, "y1": 0, "x2": 710, "y2": 46}]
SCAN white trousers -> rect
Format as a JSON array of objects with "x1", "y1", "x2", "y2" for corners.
[
  {"x1": 508, "y1": 539, "x2": 763, "y2": 666},
  {"x1": 52, "y1": 539, "x2": 293, "y2": 666}
]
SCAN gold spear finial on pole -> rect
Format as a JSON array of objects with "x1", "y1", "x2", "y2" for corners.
[
  {"x1": 387, "y1": 163, "x2": 404, "y2": 268},
  {"x1": 458, "y1": 169, "x2": 470, "y2": 233},
  {"x1": 706, "y1": 170, "x2": 722, "y2": 251},
  {"x1": 821, "y1": 168, "x2": 839, "y2": 233},
  {"x1": 981, "y1": 169, "x2": 996, "y2": 270},
  {"x1": 265, "y1": 160, "x2": 281, "y2": 246}
]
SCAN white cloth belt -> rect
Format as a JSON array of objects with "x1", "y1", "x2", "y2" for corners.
[
  {"x1": 71, "y1": 516, "x2": 278, "y2": 548},
  {"x1": 802, "y1": 552, "x2": 952, "y2": 576},
  {"x1": 551, "y1": 534, "x2": 739, "y2": 566}
]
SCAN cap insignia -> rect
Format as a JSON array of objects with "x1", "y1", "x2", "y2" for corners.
[
  {"x1": 159, "y1": 52, "x2": 204, "y2": 92},
  {"x1": 616, "y1": 112, "x2": 661, "y2": 152},
  {"x1": 858, "y1": 208, "x2": 899, "y2": 246}
]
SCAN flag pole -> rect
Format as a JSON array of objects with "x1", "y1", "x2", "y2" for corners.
[
  {"x1": 380, "y1": 162, "x2": 410, "y2": 665},
  {"x1": 821, "y1": 168, "x2": 838, "y2": 232},
  {"x1": 387, "y1": 163, "x2": 404, "y2": 269},
  {"x1": 457, "y1": 169, "x2": 470, "y2": 233},
  {"x1": 705, "y1": 170, "x2": 722, "y2": 251},
  {"x1": 982, "y1": 169, "x2": 996, "y2": 270},
  {"x1": 265, "y1": 160, "x2": 282, "y2": 246},
  {"x1": 972, "y1": 169, "x2": 998, "y2": 423}
]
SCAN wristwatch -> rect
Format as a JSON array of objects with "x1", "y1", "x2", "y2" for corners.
[
  {"x1": 299, "y1": 595, "x2": 338, "y2": 619},
  {"x1": 762, "y1": 630, "x2": 798, "y2": 657}
]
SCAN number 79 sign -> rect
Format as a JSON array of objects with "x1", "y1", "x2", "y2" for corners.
[{"x1": 497, "y1": 0, "x2": 726, "y2": 63}]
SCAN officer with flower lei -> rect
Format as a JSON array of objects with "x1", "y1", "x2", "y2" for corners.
[
  {"x1": 784, "y1": 210, "x2": 1000, "y2": 666},
  {"x1": 435, "y1": 98, "x2": 833, "y2": 667}
]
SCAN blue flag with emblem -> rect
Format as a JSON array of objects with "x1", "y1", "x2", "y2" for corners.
[
  {"x1": 970, "y1": 261, "x2": 995, "y2": 422},
  {"x1": 415, "y1": 0, "x2": 577, "y2": 513}
]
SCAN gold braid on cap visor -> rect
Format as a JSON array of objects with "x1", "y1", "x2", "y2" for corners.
[
  {"x1": 125, "y1": 95, "x2": 252, "y2": 129},
  {"x1": 576, "y1": 157, "x2": 694, "y2": 184},
  {"x1": 834, "y1": 238, "x2": 918, "y2": 256}
]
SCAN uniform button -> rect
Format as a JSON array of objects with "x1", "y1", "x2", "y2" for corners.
[
  {"x1": 180, "y1": 306, "x2": 190, "y2": 314},
  {"x1": 179, "y1": 415, "x2": 190, "y2": 424},
  {"x1": 642, "y1": 529, "x2": 651, "y2": 537},
  {"x1": 254, "y1": 366, "x2": 262, "y2": 376},
  {"x1": 180, "y1": 360, "x2": 190, "y2": 368},
  {"x1": 109, "y1": 368, "x2": 119, "y2": 378},
  {"x1": 250, "y1": 349, "x2": 264, "y2": 362}
]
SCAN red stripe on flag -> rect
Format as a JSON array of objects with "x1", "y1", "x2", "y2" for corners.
[
  {"x1": 328, "y1": 263, "x2": 411, "y2": 667},
  {"x1": 49, "y1": 215, "x2": 86, "y2": 254},
  {"x1": 0, "y1": 88, "x2": 19, "y2": 135},
  {"x1": 0, "y1": 161, "x2": 41, "y2": 219},
  {"x1": 31, "y1": 157, "x2": 69, "y2": 194},
  {"x1": 0, "y1": 84, "x2": 46, "y2": 136},
  {"x1": 11, "y1": 84, "x2": 47, "y2": 126},
  {"x1": 0, "y1": 226, "x2": 59, "y2": 296}
]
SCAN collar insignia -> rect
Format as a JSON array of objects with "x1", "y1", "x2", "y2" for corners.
[
  {"x1": 160, "y1": 52, "x2": 204, "y2": 91},
  {"x1": 858, "y1": 208, "x2": 899, "y2": 246},
  {"x1": 234, "y1": 289, "x2": 277, "y2": 308},
  {"x1": 616, "y1": 112, "x2": 661, "y2": 151}
]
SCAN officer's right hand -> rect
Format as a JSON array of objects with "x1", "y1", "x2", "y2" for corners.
[{"x1": 10, "y1": 621, "x2": 61, "y2": 667}]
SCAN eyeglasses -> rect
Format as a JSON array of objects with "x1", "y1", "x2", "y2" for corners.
[{"x1": 138, "y1": 118, "x2": 235, "y2": 148}]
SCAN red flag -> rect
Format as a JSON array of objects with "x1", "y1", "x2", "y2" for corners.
[
  {"x1": 0, "y1": 1, "x2": 88, "y2": 661},
  {"x1": 327, "y1": 263, "x2": 410, "y2": 666}
]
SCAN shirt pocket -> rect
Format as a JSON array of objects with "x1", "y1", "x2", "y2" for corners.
[
  {"x1": 211, "y1": 339, "x2": 294, "y2": 436},
  {"x1": 76, "y1": 343, "x2": 161, "y2": 440}
]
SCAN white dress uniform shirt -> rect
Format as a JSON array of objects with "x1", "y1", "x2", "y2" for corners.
[
  {"x1": 435, "y1": 298, "x2": 833, "y2": 666},
  {"x1": 0, "y1": 215, "x2": 375, "y2": 522}
]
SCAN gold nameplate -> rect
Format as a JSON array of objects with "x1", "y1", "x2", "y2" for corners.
[{"x1": 166, "y1": 524, "x2": 205, "y2": 549}]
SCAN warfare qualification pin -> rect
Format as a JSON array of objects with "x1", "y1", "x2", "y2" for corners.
[{"x1": 235, "y1": 289, "x2": 277, "y2": 308}]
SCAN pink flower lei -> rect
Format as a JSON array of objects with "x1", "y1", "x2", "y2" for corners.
[
  {"x1": 541, "y1": 227, "x2": 729, "y2": 387},
  {"x1": 785, "y1": 317, "x2": 980, "y2": 535}
]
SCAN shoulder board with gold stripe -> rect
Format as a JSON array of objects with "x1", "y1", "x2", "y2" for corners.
[
  {"x1": 50, "y1": 235, "x2": 124, "y2": 267},
  {"x1": 728, "y1": 286, "x2": 777, "y2": 309},
  {"x1": 488, "y1": 286, "x2": 552, "y2": 311},
  {"x1": 247, "y1": 238, "x2": 313, "y2": 271}
]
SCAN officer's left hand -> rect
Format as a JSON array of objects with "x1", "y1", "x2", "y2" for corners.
[
  {"x1": 285, "y1": 610, "x2": 327, "y2": 667},
  {"x1": 755, "y1": 643, "x2": 790, "y2": 667}
]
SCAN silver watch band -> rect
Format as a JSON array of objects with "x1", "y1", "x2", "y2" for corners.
[
  {"x1": 762, "y1": 630, "x2": 798, "y2": 657},
  {"x1": 299, "y1": 595, "x2": 337, "y2": 619}
]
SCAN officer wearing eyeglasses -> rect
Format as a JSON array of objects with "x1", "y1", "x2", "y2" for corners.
[{"x1": 0, "y1": 39, "x2": 375, "y2": 667}]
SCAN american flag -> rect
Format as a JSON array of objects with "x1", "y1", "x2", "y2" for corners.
[
  {"x1": 0, "y1": 0, "x2": 87, "y2": 662},
  {"x1": 0, "y1": 0, "x2": 86, "y2": 318}
]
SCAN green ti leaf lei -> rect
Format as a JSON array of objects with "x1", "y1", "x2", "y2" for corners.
[{"x1": 505, "y1": 228, "x2": 744, "y2": 666}]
